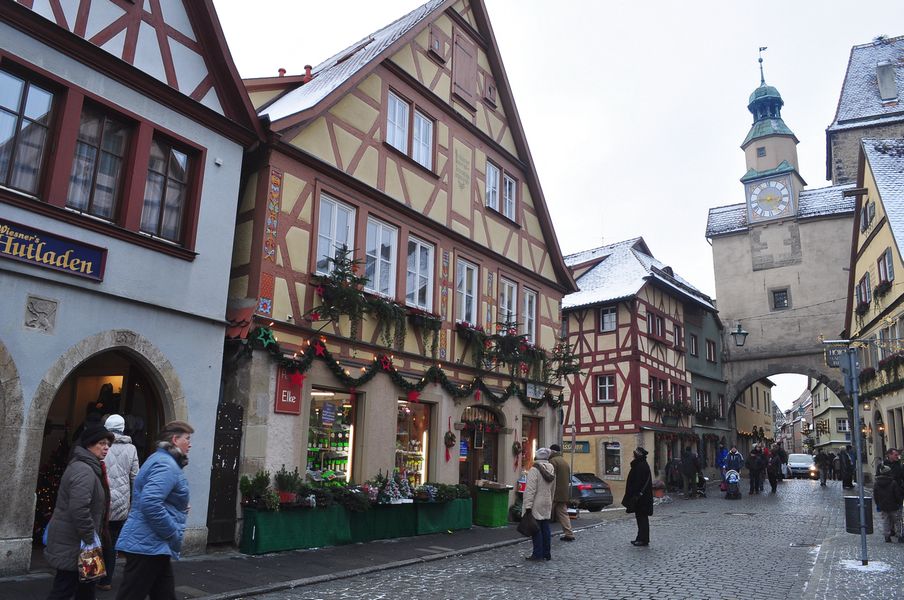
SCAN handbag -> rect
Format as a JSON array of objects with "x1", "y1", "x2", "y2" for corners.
[
  {"x1": 77, "y1": 533, "x2": 106, "y2": 583},
  {"x1": 622, "y1": 475, "x2": 651, "y2": 512},
  {"x1": 516, "y1": 510, "x2": 539, "y2": 537}
]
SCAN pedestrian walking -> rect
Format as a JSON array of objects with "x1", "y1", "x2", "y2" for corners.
[
  {"x1": 680, "y1": 446, "x2": 700, "y2": 498},
  {"x1": 521, "y1": 447, "x2": 556, "y2": 561},
  {"x1": 840, "y1": 444, "x2": 855, "y2": 489},
  {"x1": 873, "y1": 465, "x2": 904, "y2": 543},
  {"x1": 716, "y1": 443, "x2": 729, "y2": 482},
  {"x1": 815, "y1": 448, "x2": 831, "y2": 487},
  {"x1": 747, "y1": 446, "x2": 765, "y2": 494},
  {"x1": 876, "y1": 448, "x2": 904, "y2": 487},
  {"x1": 623, "y1": 447, "x2": 653, "y2": 547},
  {"x1": 96, "y1": 415, "x2": 139, "y2": 592},
  {"x1": 45, "y1": 423, "x2": 114, "y2": 600},
  {"x1": 115, "y1": 421, "x2": 193, "y2": 599},
  {"x1": 725, "y1": 447, "x2": 745, "y2": 477},
  {"x1": 547, "y1": 444, "x2": 574, "y2": 541},
  {"x1": 766, "y1": 451, "x2": 782, "y2": 493}
]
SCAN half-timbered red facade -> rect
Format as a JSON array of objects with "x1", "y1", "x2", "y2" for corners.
[
  {"x1": 562, "y1": 238, "x2": 718, "y2": 498},
  {"x1": 224, "y1": 0, "x2": 576, "y2": 511}
]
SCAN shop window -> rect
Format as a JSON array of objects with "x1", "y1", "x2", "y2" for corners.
[
  {"x1": 0, "y1": 67, "x2": 54, "y2": 195},
  {"x1": 397, "y1": 400, "x2": 430, "y2": 486},
  {"x1": 67, "y1": 104, "x2": 131, "y2": 220},
  {"x1": 307, "y1": 390, "x2": 356, "y2": 482},
  {"x1": 603, "y1": 442, "x2": 621, "y2": 476},
  {"x1": 140, "y1": 137, "x2": 191, "y2": 243}
]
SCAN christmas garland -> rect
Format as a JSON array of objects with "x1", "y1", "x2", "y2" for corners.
[{"x1": 247, "y1": 327, "x2": 563, "y2": 410}]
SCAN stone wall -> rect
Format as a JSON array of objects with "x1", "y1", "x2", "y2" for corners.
[{"x1": 830, "y1": 122, "x2": 904, "y2": 184}]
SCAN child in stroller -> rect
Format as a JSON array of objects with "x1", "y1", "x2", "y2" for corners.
[{"x1": 724, "y1": 469, "x2": 741, "y2": 499}]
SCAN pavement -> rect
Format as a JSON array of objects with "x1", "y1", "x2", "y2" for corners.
[{"x1": 2, "y1": 480, "x2": 901, "y2": 600}]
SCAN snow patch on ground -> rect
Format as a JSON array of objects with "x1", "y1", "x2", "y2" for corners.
[{"x1": 839, "y1": 559, "x2": 893, "y2": 572}]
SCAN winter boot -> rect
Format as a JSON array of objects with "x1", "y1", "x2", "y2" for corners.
[{"x1": 885, "y1": 535, "x2": 893, "y2": 543}]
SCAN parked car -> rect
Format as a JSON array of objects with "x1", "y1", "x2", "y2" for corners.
[
  {"x1": 787, "y1": 453, "x2": 818, "y2": 479},
  {"x1": 569, "y1": 473, "x2": 613, "y2": 511}
]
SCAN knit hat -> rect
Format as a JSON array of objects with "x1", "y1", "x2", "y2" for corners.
[
  {"x1": 634, "y1": 447, "x2": 649, "y2": 458},
  {"x1": 535, "y1": 447, "x2": 551, "y2": 461},
  {"x1": 80, "y1": 422, "x2": 115, "y2": 448},
  {"x1": 105, "y1": 414, "x2": 125, "y2": 434}
]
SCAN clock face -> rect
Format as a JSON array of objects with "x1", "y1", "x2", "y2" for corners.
[{"x1": 749, "y1": 179, "x2": 791, "y2": 219}]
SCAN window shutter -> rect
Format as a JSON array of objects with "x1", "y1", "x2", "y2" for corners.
[
  {"x1": 866, "y1": 271, "x2": 872, "y2": 302},
  {"x1": 888, "y1": 250, "x2": 895, "y2": 281},
  {"x1": 869, "y1": 202, "x2": 876, "y2": 223},
  {"x1": 452, "y1": 32, "x2": 477, "y2": 108}
]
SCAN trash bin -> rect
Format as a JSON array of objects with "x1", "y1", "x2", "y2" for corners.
[
  {"x1": 474, "y1": 487, "x2": 511, "y2": 527},
  {"x1": 844, "y1": 496, "x2": 873, "y2": 534}
]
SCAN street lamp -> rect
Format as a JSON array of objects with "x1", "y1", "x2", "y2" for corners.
[{"x1": 730, "y1": 323, "x2": 749, "y2": 347}]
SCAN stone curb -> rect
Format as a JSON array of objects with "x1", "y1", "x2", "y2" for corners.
[{"x1": 194, "y1": 519, "x2": 615, "y2": 600}]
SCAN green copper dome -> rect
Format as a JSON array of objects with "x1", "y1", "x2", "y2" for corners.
[
  {"x1": 742, "y1": 81, "x2": 796, "y2": 147},
  {"x1": 748, "y1": 84, "x2": 783, "y2": 107}
]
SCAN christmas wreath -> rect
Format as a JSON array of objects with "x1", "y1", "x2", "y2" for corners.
[
  {"x1": 512, "y1": 441, "x2": 522, "y2": 456},
  {"x1": 444, "y1": 431, "x2": 457, "y2": 448}
]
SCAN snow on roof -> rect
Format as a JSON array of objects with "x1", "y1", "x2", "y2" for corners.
[
  {"x1": 705, "y1": 183, "x2": 856, "y2": 237},
  {"x1": 261, "y1": 0, "x2": 446, "y2": 122},
  {"x1": 828, "y1": 35, "x2": 904, "y2": 132},
  {"x1": 863, "y1": 139, "x2": 904, "y2": 249},
  {"x1": 562, "y1": 238, "x2": 713, "y2": 311}
]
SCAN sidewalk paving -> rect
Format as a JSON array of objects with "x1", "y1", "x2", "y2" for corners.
[{"x1": 0, "y1": 510, "x2": 621, "y2": 600}]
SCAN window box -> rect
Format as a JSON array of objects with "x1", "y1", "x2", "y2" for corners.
[
  {"x1": 855, "y1": 301, "x2": 870, "y2": 316},
  {"x1": 407, "y1": 307, "x2": 442, "y2": 359},
  {"x1": 859, "y1": 367, "x2": 877, "y2": 384},
  {"x1": 696, "y1": 405, "x2": 721, "y2": 423},
  {"x1": 875, "y1": 280, "x2": 892, "y2": 297}
]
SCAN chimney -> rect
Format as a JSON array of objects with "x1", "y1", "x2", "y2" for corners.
[
  {"x1": 302, "y1": 65, "x2": 313, "y2": 84},
  {"x1": 277, "y1": 68, "x2": 286, "y2": 77},
  {"x1": 877, "y1": 60, "x2": 897, "y2": 102}
]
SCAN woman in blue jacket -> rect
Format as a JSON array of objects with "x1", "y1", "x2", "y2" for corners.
[{"x1": 115, "y1": 421, "x2": 193, "y2": 600}]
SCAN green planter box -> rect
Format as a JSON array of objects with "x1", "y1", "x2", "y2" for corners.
[
  {"x1": 348, "y1": 503, "x2": 417, "y2": 543},
  {"x1": 415, "y1": 498, "x2": 473, "y2": 535},
  {"x1": 474, "y1": 488, "x2": 511, "y2": 527},
  {"x1": 240, "y1": 505, "x2": 350, "y2": 555}
]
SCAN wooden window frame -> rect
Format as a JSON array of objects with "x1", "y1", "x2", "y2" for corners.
[
  {"x1": 364, "y1": 216, "x2": 398, "y2": 298},
  {"x1": 386, "y1": 88, "x2": 435, "y2": 172},
  {"x1": 485, "y1": 160, "x2": 500, "y2": 211},
  {"x1": 596, "y1": 374, "x2": 616, "y2": 404},
  {"x1": 405, "y1": 234, "x2": 435, "y2": 311},
  {"x1": 599, "y1": 306, "x2": 617, "y2": 332},
  {"x1": 0, "y1": 56, "x2": 206, "y2": 257},
  {"x1": 315, "y1": 193, "x2": 357, "y2": 276},
  {"x1": 689, "y1": 333, "x2": 698, "y2": 357},
  {"x1": 498, "y1": 277, "x2": 517, "y2": 326},
  {"x1": 455, "y1": 257, "x2": 479, "y2": 325},
  {"x1": 705, "y1": 339, "x2": 717, "y2": 363},
  {"x1": 523, "y1": 288, "x2": 537, "y2": 344}
]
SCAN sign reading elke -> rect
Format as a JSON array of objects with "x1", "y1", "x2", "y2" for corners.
[{"x1": 0, "y1": 218, "x2": 106, "y2": 281}]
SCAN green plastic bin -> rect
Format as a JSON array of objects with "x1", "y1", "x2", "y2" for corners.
[{"x1": 474, "y1": 487, "x2": 511, "y2": 527}]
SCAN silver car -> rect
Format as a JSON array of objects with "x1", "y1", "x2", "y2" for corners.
[{"x1": 787, "y1": 453, "x2": 818, "y2": 479}]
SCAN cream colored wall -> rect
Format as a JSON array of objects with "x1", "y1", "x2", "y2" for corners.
[{"x1": 743, "y1": 136, "x2": 800, "y2": 173}]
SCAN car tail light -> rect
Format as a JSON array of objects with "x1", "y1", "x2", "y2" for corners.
[{"x1": 576, "y1": 484, "x2": 592, "y2": 491}]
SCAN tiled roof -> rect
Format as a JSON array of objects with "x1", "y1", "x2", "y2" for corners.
[
  {"x1": 742, "y1": 118, "x2": 796, "y2": 147},
  {"x1": 705, "y1": 183, "x2": 856, "y2": 237},
  {"x1": 261, "y1": 0, "x2": 447, "y2": 122},
  {"x1": 562, "y1": 239, "x2": 714, "y2": 311},
  {"x1": 828, "y1": 35, "x2": 904, "y2": 131},
  {"x1": 863, "y1": 139, "x2": 904, "y2": 249}
]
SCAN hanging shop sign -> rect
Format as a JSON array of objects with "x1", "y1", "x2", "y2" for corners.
[
  {"x1": 274, "y1": 367, "x2": 302, "y2": 414},
  {"x1": 562, "y1": 440, "x2": 591, "y2": 453},
  {"x1": 0, "y1": 218, "x2": 107, "y2": 281}
]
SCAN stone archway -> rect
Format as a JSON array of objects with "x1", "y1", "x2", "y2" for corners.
[
  {"x1": 0, "y1": 339, "x2": 27, "y2": 576},
  {"x1": 4, "y1": 330, "x2": 187, "y2": 575}
]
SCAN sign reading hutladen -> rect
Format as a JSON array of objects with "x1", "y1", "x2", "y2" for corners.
[{"x1": 0, "y1": 218, "x2": 107, "y2": 281}]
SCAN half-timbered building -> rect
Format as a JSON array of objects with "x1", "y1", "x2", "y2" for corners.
[
  {"x1": 562, "y1": 238, "x2": 718, "y2": 498},
  {"x1": 224, "y1": 0, "x2": 576, "y2": 514},
  {"x1": 0, "y1": 0, "x2": 262, "y2": 574}
]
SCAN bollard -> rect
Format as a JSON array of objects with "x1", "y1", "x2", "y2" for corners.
[{"x1": 844, "y1": 496, "x2": 873, "y2": 534}]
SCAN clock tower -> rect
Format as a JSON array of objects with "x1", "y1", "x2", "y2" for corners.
[{"x1": 740, "y1": 59, "x2": 806, "y2": 225}]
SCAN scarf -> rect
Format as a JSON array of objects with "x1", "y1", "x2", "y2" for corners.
[
  {"x1": 99, "y1": 460, "x2": 112, "y2": 545},
  {"x1": 159, "y1": 440, "x2": 189, "y2": 469}
]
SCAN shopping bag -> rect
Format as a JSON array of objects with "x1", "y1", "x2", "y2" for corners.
[
  {"x1": 621, "y1": 495, "x2": 638, "y2": 512},
  {"x1": 77, "y1": 533, "x2": 106, "y2": 582},
  {"x1": 516, "y1": 510, "x2": 539, "y2": 537}
]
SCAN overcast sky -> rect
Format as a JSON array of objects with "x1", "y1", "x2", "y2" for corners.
[{"x1": 214, "y1": 0, "x2": 904, "y2": 409}]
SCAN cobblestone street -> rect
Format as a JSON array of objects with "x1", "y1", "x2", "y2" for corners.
[{"x1": 249, "y1": 479, "x2": 895, "y2": 600}]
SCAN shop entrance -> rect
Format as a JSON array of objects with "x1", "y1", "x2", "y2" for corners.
[
  {"x1": 458, "y1": 406, "x2": 502, "y2": 486},
  {"x1": 34, "y1": 350, "x2": 163, "y2": 543}
]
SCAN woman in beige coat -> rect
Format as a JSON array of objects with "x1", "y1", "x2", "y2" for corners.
[{"x1": 522, "y1": 447, "x2": 556, "y2": 560}]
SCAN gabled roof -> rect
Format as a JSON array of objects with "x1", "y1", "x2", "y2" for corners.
[
  {"x1": 562, "y1": 238, "x2": 714, "y2": 311},
  {"x1": 705, "y1": 183, "x2": 856, "y2": 238},
  {"x1": 828, "y1": 35, "x2": 904, "y2": 131},
  {"x1": 247, "y1": 0, "x2": 575, "y2": 292},
  {"x1": 863, "y1": 138, "x2": 904, "y2": 250}
]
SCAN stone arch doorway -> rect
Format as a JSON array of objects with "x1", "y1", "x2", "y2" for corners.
[
  {"x1": 458, "y1": 405, "x2": 505, "y2": 486},
  {"x1": 25, "y1": 330, "x2": 186, "y2": 553}
]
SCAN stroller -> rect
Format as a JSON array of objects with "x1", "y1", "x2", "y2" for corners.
[
  {"x1": 724, "y1": 469, "x2": 741, "y2": 499},
  {"x1": 696, "y1": 473, "x2": 709, "y2": 498}
]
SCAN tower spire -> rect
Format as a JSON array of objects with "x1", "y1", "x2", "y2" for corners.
[{"x1": 758, "y1": 46, "x2": 768, "y2": 85}]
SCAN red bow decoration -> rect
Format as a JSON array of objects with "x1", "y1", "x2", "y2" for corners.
[
  {"x1": 290, "y1": 372, "x2": 305, "y2": 386},
  {"x1": 349, "y1": 387, "x2": 356, "y2": 402},
  {"x1": 315, "y1": 285, "x2": 324, "y2": 297},
  {"x1": 314, "y1": 342, "x2": 326, "y2": 356},
  {"x1": 407, "y1": 389, "x2": 420, "y2": 403},
  {"x1": 446, "y1": 417, "x2": 453, "y2": 462},
  {"x1": 380, "y1": 356, "x2": 393, "y2": 371},
  {"x1": 309, "y1": 312, "x2": 320, "y2": 321},
  {"x1": 475, "y1": 389, "x2": 481, "y2": 402}
]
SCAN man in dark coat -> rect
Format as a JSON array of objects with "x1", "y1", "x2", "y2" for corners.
[
  {"x1": 623, "y1": 447, "x2": 653, "y2": 547},
  {"x1": 815, "y1": 449, "x2": 831, "y2": 486},
  {"x1": 874, "y1": 464, "x2": 904, "y2": 542},
  {"x1": 680, "y1": 446, "x2": 701, "y2": 498},
  {"x1": 840, "y1": 444, "x2": 856, "y2": 489},
  {"x1": 747, "y1": 447, "x2": 765, "y2": 494},
  {"x1": 548, "y1": 444, "x2": 575, "y2": 541},
  {"x1": 876, "y1": 448, "x2": 904, "y2": 487}
]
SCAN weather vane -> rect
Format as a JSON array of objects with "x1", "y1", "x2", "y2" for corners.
[{"x1": 758, "y1": 46, "x2": 768, "y2": 86}]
